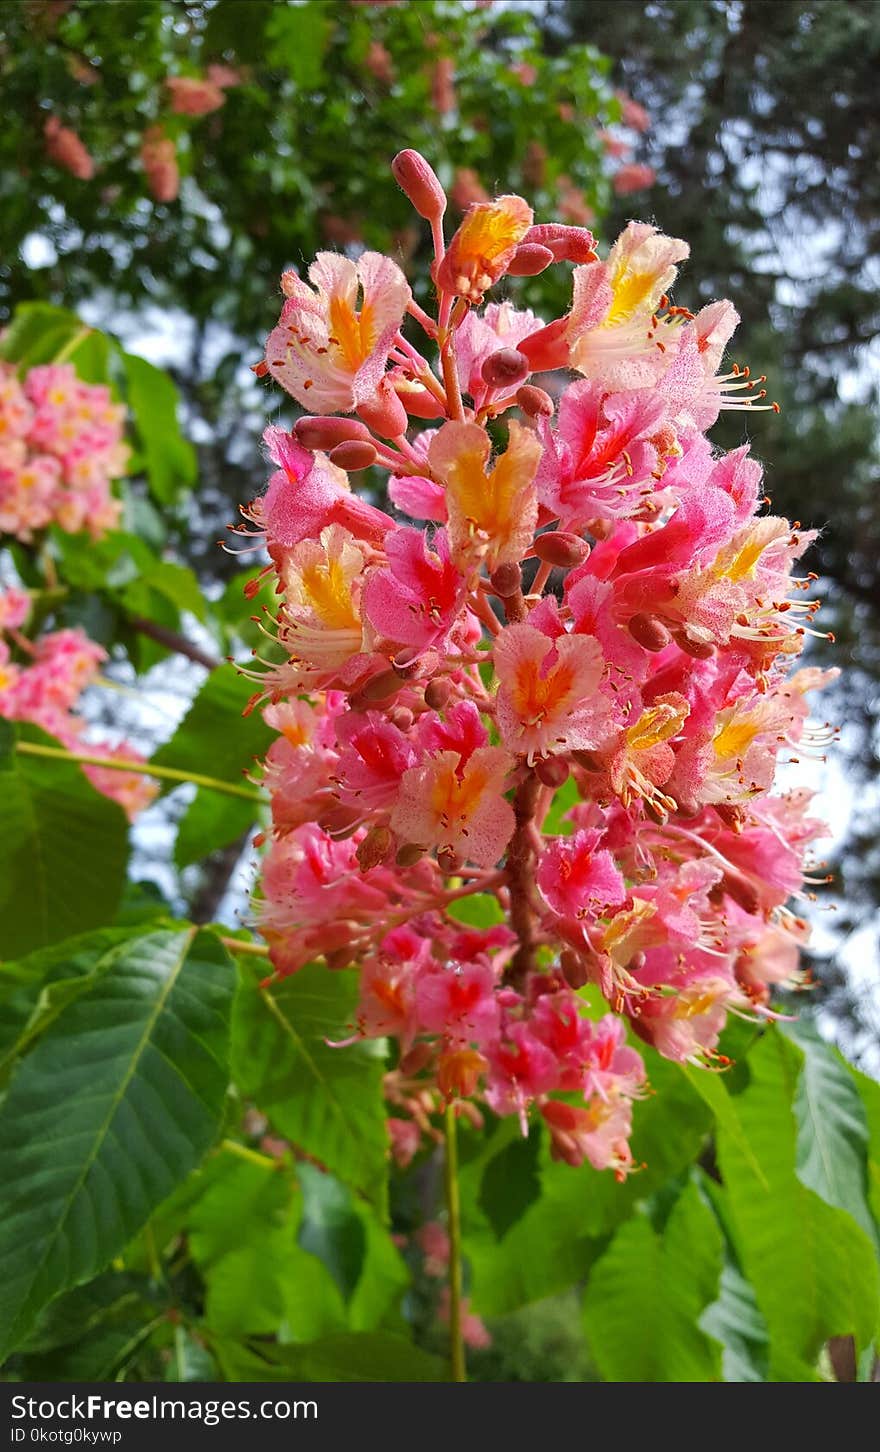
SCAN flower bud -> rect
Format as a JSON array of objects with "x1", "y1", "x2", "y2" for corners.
[
  {"x1": 481, "y1": 347, "x2": 530, "y2": 389},
  {"x1": 507, "y1": 242, "x2": 554, "y2": 277},
  {"x1": 572, "y1": 749, "x2": 604, "y2": 772},
  {"x1": 518, "y1": 318, "x2": 569, "y2": 372},
  {"x1": 535, "y1": 755, "x2": 570, "y2": 789},
  {"x1": 532, "y1": 531, "x2": 590, "y2": 567},
  {"x1": 524, "y1": 223, "x2": 598, "y2": 264},
  {"x1": 318, "y1": 804, "x2": 363, "y2": 839},
  {"x1": 490, "y1": 562, "x2": 522, "y2": 598},
  {"x1": 438, "y1": 846, "x2": 463, "y2": 875},
  {"x1": 437, "y1": 1048, "x2": 487, "y2": 1101},
  {"x1": 391, "y1": 149, "x2": 448, "y2": 222},
  {"x1": 399, "y1": 1042, "x2": 435, "y2": 1076},
  {"x1": 295, "y1": 415, "x2": 371, "y2": 450},
  {"x1": 628, "y1": 612, "x2": 671, "y2": 652},
  {"x1": 329, "y1": 439, "x2": 379, "y2": 471},
  {"x1": 560, "y1": 949, "x2": 590, "y2": 990},
  {"x1": 516, "y1": 384, "x2": 554, "y2": 418},
  {"x1": 673, "y1": 627, "x2": 716, "y2": 660},
  {"x1": 359, "y1": 668, "x2": 404, "y2": 703},
  {"x1": 356, "y1": 825, "x2": 394, "y2": 871},
  {"x1": 389, "y1": 705, "x2": 414, "y2": 731},
  {"x1": 357, "y1": 381, "x2": 410, "y2": 439},
  {"x1": 424, "y1": 677, "x2": 454, "y2": 710},
  {"x1": 392, "y1": 378, "x2": 446, "y2": 418}
]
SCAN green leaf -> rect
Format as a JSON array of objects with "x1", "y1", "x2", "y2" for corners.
[
  {"x1": 0, "y1": 724, "x2": 128, "y2": 957},
  {"x1": 478, "y1": 1127, "x2": 541, "y2": 1239},
  {"x1": 212, "y1": 1331, "x2": 446, "y2": 1383},
  {"x1": 715, "y1": 1028, "x2": 880, "y2": 1380},
  {"x1": 189, "y1": 1153, "x2": 347, "y2": 1342},
  {"x1": 121, "y1": 352, "x2": 196, "y2": 504},
  {"x1": 18, "y1": 1271, "x2": 158, "y2": 1355},
  {"x1": 700, "y1": 1249, "x2": 770, "y2": 1383},
  {"x1": 786, "y1": 1021, "x2": 878, "y2": 1248},
  {"x1": 462, "y1": 1047, "x2": 713, "y2": 1315},
  {"x1": 123, "y1": 560, "x2": 207, "y2": 623},
  {"x1": 153, "y1": 666, "x2": 274, "y2": 798},
  {"x1": 0, "y1": 303, "x2": 84, "y2": 367},
  {"x1": 0, "y1": 927, "x2": 235, "y2": 1359},
  {"x1": 0, "y1": 928, "x2": 132, "y2": 1065},
  {"x1": 297, "y1": 1162, "x2": 367, "y2": 1304},
  {"x1": 231, "y1": 962, "x2": 389, "y2": 1210},
  {"x1": 849, "y1": 1065, "x2": 880, "y2": 1228},
  {"x1": 265, "y1": 4, "x2": 330, "y2": 88},
  {"x1": 174, "y1": 790, "x2": 257, "y2": 869},
  {"x1": 583, "y1": 1181, "x2": 724, "y2": 1381}
]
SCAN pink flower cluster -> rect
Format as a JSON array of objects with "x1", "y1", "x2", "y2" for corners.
[
  {"x1": 44, "y1": 115, "x2": 94, "y2": 181},
  {"x1": 0, "y1": 363, "x2": 127, "y2": 541},
  {"x1": 0, "y1": 587, "x2": 157, "y2": 820},
  {"x1": 236, "y1": 151, "x2": 832, "y2": 1177}
]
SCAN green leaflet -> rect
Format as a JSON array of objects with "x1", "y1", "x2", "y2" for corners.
[
  {"x1": 231, "y1": 962, "x2": 389, "y2": 1211},
  {"x1": 583, "y1": 1180, "x2": 724, "y2": 1381},
  {"x1": 715, "y1": 1028, "x2": 880, "y2": 1379},
  {"x1": 0, "y1": 927, "x2": 235, "y2": 1359},
  {"x1": 0, "y1": 723, "x2": 128, "y2": 957}
]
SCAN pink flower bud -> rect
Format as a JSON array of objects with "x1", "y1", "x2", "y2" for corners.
[
  {"x1": 672, "y1": 627, "x2": 716, "y2": 660},
  {"x1": 535, "y1": 755, "x2": 570, "y2": 789},
  {"x1": 516, "y1": 384, "x2": 555, "y2": 418},
  {"x1": 357, "y1": 382, "x2": 409, "y2": 439},
  {"x1": 524, "y1": 223, "x2": 597, "y2": 264},
  {"x1": 628, "y1": 613, "x2": 672, "y2": 652},
  {"x1": 532, "y1": 531, "x2": 590, "y2": 567},
  {"x1": 490, "y1": 562, "x2": 522, "y2": 598},
  {"x1": 424, "y1": 677, "x2": 454, "y2": 710},
  {"x1": 518, "y1": 319, "x2": 570, "y2": 372},
  {"x1": 507, "y1": 242, "x2": 554, "y2": 277},
  {"x1": 329, "y1": 440, "x2": 379, "y2": 471},
  {"x1": 391, "y1": 149, "x2": 447, "y2": 222},
  {"x1": 358, "y1": 668, "x2": 404, "y2": 703},
  {"x1": 481, "y1": 347, "x2": 530, "y2": 389},
  {"x1": 294, "y1": 416, "x2": 371, "y2": 450},
  {"x1": 559, "y1": 949, "x2": 590, "y2": 990}
]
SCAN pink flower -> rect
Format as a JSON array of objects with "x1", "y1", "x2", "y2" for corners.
[
  {"x1": 416, "y1": 959, "x2": 500, "y2": 1046},
  {"x1": 428, "y1": 419, "x2": 540, "y2": 575},
  {"x1": 392, "y1": 746, "x2": 515, "y2": 867},
  {"x1": 43, "y1": 116, "x2": 94, "y2": 180},
  {"x1": 264, "y1": 253, "x2": 411, "y2": 413},
  {"x1": 362, "y1": 527, "x2": 468, "y2": 652},
  {"x1": 141, "y1": 126, "x2": 179, "y2": 203},
  {"x1": 165, "y1": 75, "x2": 226, "y2": 116},
  {"x1": 613, "y1": 164, "x2": 656, "y2": 196},
  {"x1": 614, "y1": 90, "x2": 652, "y2": 132},
  {"x1": 415, "y1": 1220, "x2": 450, "y2": 1275},
  {"x1": 537, "y1": 830, "x2": 626, "y2": 921},
  {"x1": 494, "y1": 621, "x2": 612, "y2": 761}
]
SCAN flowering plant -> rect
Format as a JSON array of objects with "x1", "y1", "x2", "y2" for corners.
[{"x1": 239, "y1": 150, "x2": 834, "y2": 1182}]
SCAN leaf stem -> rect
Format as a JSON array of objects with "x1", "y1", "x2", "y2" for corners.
[
  {"x1": 218, "y1": 935, "x2": 269, "y2": 957},
  {"x1": 443, "y1": 1101, "x2": 467, "y2": 1384},
  {"x1": 51, "y1": 324, "x2": 94, "y2": 365},
  {"x1": 14, "y1": 739, "x2": 264, "y2": 802},
  {"x1": 219, "y1": 1137, "x2": 279, "y2": 1170}
]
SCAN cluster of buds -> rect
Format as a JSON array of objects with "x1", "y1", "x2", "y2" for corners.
[
  {"x1": 0, "y1": 362, "x2": 127, "y2": 541},
  {"x1": 236, "y1": 149, "x2": 833, "y2": 1177},
  {"x1": 0, "y1": 587, "x2": 157, "y2": 819}
]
